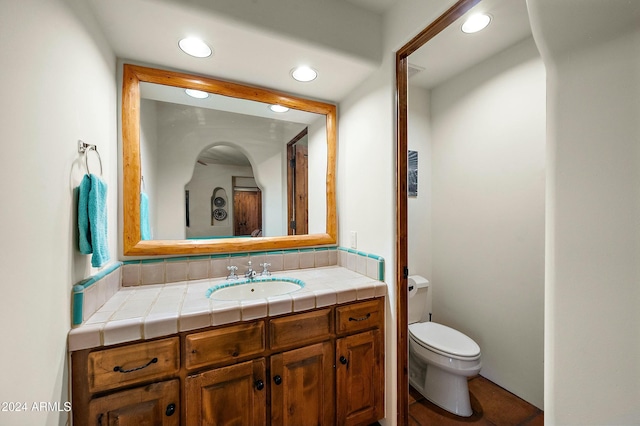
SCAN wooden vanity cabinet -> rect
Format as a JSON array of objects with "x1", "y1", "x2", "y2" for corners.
[
  {"x1": 271, "y1": 341, "x2": 335, "y2": 425},
  {"x1": 71, "y1": 337, "x2": 181, "y2": 426},
  {"x1": 72, "y1": 298, "x2": 384, "y2": 426},
  {"x1": 89, "y1": 379, "x2": 180, "y2": 426},
  {"x1": 335, "y1": 298, "x2": 385, "y2": 426},
  {"x1": 336, "y1": 330, "x2": 384, "y2": 425},
  {"x1": 185, "y1": 358, "x2": 267, "y2": 425}
]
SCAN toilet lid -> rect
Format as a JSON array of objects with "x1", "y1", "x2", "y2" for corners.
[{"x1": 409, "y1": 322, "x2": 480, "y2": 359}]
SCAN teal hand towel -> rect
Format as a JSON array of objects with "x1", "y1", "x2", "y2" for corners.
[
  {"x1": 140, "y1": 192, "x2": 151, "y2": 240},
  {"x1": 77, "y1": 175, "x2": 92, "y2": 254},
  {"x1": 77, "y1": 174, "x2": 110, "y2": 267},
  {"x1": 88, "y1": 174, "x2": 110, "y2": 267}
]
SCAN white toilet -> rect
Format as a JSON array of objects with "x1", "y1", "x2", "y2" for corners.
[{"x1": 408, "y1": 275, "x2": 482, "y2": 417}]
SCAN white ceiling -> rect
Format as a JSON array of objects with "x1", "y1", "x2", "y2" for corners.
[
  {"x1": 409, "y1": 0, "x2": 532, "y2": 89},
  {"x1": 345, "y1": 0, "x2": 398, "y2": 14},
  {"x1": 87, "y1": 0, "x2": 385, "y2": 103},
  {"x1": 87, "y1": 0, "x2": 530, "y2": 102}
]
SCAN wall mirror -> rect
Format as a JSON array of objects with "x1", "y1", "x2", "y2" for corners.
[{"x1": 123, "y1": 64, "x2": 337, "y2": 255}]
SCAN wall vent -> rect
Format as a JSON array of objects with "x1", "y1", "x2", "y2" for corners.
[{"x1": 407, "y1": 63, "x2": 425, "y2": 79}]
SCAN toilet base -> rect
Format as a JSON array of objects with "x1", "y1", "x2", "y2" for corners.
[{"x1": 409, "y1": 354, "x2": 473, "y2": 417}]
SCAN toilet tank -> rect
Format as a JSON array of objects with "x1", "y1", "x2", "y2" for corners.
[{"x1": 408, "y1": 275, "x2": 430, "y2": 324}]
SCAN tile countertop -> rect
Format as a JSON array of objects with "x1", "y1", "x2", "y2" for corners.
[{"x1": 68, "y1": 266, "x2": 387, "y2": 352}]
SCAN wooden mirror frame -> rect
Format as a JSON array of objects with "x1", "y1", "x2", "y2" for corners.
[{"x1": 122, "y1": 64, "x2": 337, "y2": 256}]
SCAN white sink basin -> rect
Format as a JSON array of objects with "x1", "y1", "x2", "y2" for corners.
[{"x1": 206, "y1": 277, "x2": 304, "y2": 301}]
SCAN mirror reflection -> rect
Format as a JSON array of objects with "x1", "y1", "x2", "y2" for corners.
[
  {"x1": 122, "y1": 64, "x2": 337, "y2": 255},
  {"x1": 138, "y1": 82, "x2": 328, "y2": 240}
]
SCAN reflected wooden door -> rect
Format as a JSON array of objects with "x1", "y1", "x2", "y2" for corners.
[
  {"x1": 287, "y1": 130, "x2": 309, "y2": 235},
  {"x1": 233, "y1": 190, "x2": 262, "y2": 236}
]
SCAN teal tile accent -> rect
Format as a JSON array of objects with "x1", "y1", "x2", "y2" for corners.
[
  {"x1": 189, "y1": 255, "x2": 211, "y2": 261},
  {"x1": 266, "y1": 250, "x2": 285, "y2": 255},
  {"x1": 299, "y1": 248, "x2": 315, "y2": 253},
  {"x1": 230, "y1": 252, "x2": 249, "y2": 258},
  {"x1": 74, "y1": 262, "x2": 122, "y2": 291},
  {"x1": 206, "y1": 276, "x2": 306, "y2": 298},
  {"x1": 336, "y1": 246, "x2": 385, "y2": 281},
  {"x1": 141, "y1": 258, "x2": 165, "y2": 264},
  {"x1": 211, "y1": 253, "x2": 230, "y2": 259},
  {"x1": 71, "y1": 261, "x2": 123, "y2": 326},
  {"x1": 72, "y1": 292, "x2": 84, "y2": 325},
  {"x1": 166, "y1": 256, "x2": 190, "y2": 262}
]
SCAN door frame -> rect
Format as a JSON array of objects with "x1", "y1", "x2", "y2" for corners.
[
  {"x1": 395, "y1": 0, "x2": 480, "y2": 423},
  {"x1": 286, "y1": 128, "x2": 309, "y2": 235}
]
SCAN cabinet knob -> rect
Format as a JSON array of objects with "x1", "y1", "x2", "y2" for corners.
[
  {"x1": 254, "y1": 379, "x2": 265, "y2": 391},
  {"x1": 339, "y1": 356, "x2": 348, "y2": 366},
  {"x1": 165, "y1": 403, "x2": 176, "y2": 417},
  {"x1": 273, "y1": 375, "x2": 282, "y2": 385}
]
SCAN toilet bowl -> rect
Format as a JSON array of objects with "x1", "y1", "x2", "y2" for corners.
[{"x1": 408, "y1": 276, "x2": 481, "y2": 417}]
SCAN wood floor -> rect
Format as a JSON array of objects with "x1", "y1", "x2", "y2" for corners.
[{"x1": 409, "y1": 376, "x2": 544, "y2": 426}]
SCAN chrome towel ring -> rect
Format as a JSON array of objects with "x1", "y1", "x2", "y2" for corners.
[{"x1": 78, "y1": 140, "x2": 103, "y2": 176}]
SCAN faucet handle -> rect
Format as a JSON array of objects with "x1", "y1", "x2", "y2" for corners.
[
  {"x1": 226, "y1": 265, "x2": 238, "y2": 279},
  {"x1": 260, "y1": 263, "x2": 271, "y2": 276}
]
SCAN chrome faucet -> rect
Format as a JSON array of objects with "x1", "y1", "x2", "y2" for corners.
[
  {"x1": 260, "y1": 262, "x2": 271, "y2": 276},
  {"x1": 245, "y1": 261, "x2": 257, "y2": 279},
  {"x1": 226, "y1": 265, "x2": 239, "y2": 280}
]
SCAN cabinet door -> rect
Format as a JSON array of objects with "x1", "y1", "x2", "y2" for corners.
[
  {"x1": 336, "y1": 330, "x2": 384, "y2": 426},
  {"x1": 185, "y1": 358, "x2": 267, "y2": 426},
  {"x1": 88, "y1": 379, "x2": 179, "y2": 426},
  {"x1": 271, "y1": 341, "x2": 334, "y2": 426}
]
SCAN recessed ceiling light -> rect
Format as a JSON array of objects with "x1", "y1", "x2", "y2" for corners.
[
  {"x1": 185, "y1": 89, "x2": 209, "y2": 99},
  {"x1": 269, "y1": 104, "x2": 289, "y2": 113},
  {"x1": 291, "y1": 66, "x2": 317, "y2": 82},
  {"x1": 461, "y1": 13, "x2": 491, "y2": 34},
  {"x1": 178, "y1": 37, "x2": 212, "y2": 58}
]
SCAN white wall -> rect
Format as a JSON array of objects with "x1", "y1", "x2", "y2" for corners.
[
  {"x1": 428, "y1": 37, "x2": 545, "y2": 408},
  {"x1": 185, "y1": 163, "x2": 254, "y2": 237},
  {"x1": 407, "y1": 85, "x2": 433, "y2": 280},
  {"x1": 139, "y1": 99, "x2": 158, "y2": 237},
  {"x1": 0, "y1": 0, "x2": 116, "y2": 425},
  {"x1": 528, "y1": 0, "x2": 640, "y2": 423},
  {"x1": 308, "y1": 117, "x2": 329, "y2": 234}
]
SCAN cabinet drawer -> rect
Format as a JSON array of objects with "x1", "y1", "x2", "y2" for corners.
[
  {"x1": 87, "y1": 337, "x2": 179, "y2": 393},
  {"x1": 269, "y1": 308, "x2": 332, "y2": 351},
  {"x1": 89, "y1": 379, "x2": 180, "y2": 426},
  {"x1": 336, "y1": 298, "x2": 384, "y2": 335},
  {"x1": 185, "y1": 321, "x2": 265, "y2": 370}
]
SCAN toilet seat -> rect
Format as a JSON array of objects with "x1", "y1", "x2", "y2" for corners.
[{"x1": 409, "y1": 322, "x2": 480, "y2": 360}]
